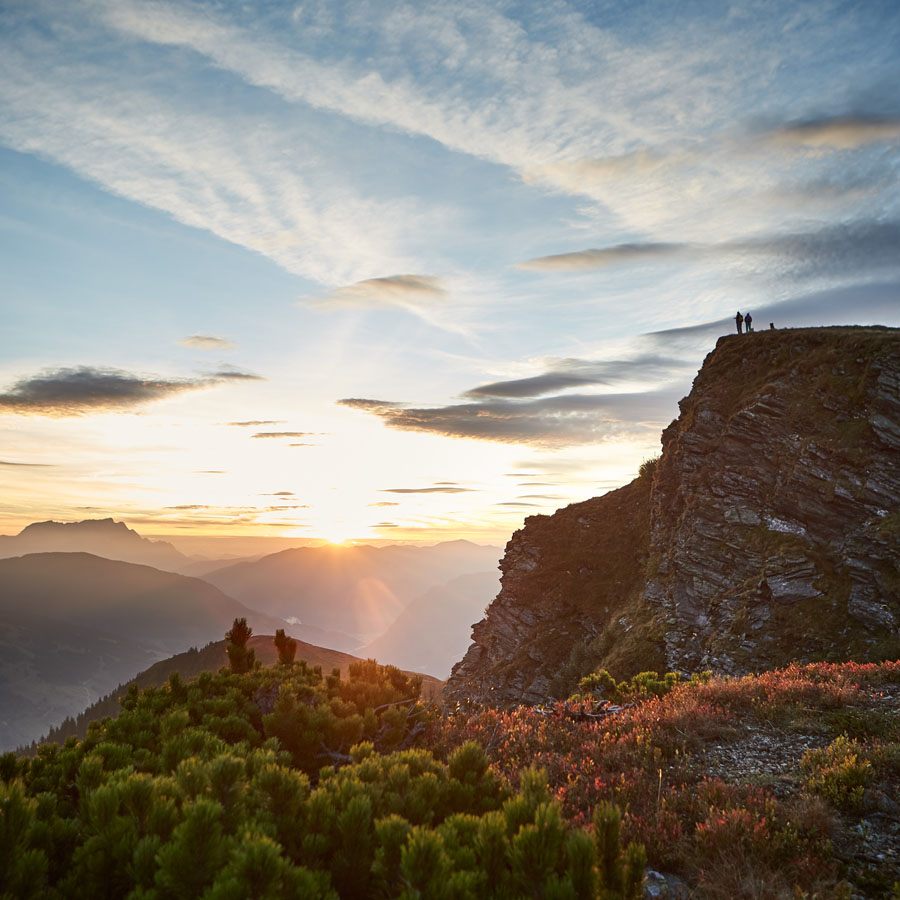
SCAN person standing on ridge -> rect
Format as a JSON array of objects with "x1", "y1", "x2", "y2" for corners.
[
  {"x1": 735, "y1": 311, "x2": 744, "y2": 334},
  {"x1": 745, "y1": 313, "x2": 753, "y2": 332}
]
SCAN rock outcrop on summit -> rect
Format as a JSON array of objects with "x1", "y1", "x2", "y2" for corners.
[{"x1": 445, "y1": 327, "x2": 900, "y2": 706}]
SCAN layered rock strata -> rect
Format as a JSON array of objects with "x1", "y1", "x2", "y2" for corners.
[
  {"x1": 647, "y1": 327, "x2": 900, "y2": 674},
  {"x1": 446, "y1": 327, "x2": 900, "y2": 705}
]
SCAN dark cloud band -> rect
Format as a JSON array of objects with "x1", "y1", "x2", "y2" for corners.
[
  {"x1": 339, "y1": 390, "x2": 679, "y2": 447},
  {"x1": 0, "y1": 366, "x2": 227, "y2": 417}
]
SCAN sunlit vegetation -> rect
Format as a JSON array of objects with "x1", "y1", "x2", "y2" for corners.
[
  {"x1": 437, "y1": 660, "x2": 900, "y2": 897},
  {"x1": 1, "y1": 621, "x2": 645, "y2": 899},
  {"x1": 4, "y1": 630, "x2": 900, "y2": 897}
]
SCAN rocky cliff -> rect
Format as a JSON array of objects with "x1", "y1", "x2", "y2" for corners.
[{"x1": 445, "y1": 327, "x2": 900, "y2": 706}]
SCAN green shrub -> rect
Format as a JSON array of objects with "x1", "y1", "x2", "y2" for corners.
[{"x1": 801, "y1": 735, "x2": 872, "y2": 811}]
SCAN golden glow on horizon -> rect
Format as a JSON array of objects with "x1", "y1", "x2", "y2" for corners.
[{"x1": 0, "y1": 391, "x2": 662, "y2": 544}]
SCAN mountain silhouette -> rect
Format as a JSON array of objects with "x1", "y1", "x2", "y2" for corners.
[
  {"x1": 201, "y1": 540, "x2": 501, "y2": 642},
  {"x1": 0, "y1": 552, "x2": 285, "y2": 749},
  {"x1": 0, "y1": 518, "x2": 191, "y2": 572}
]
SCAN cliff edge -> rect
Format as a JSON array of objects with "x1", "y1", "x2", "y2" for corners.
[{"x1": 445, "y1": 326, "x2": 900, "y2": 705}]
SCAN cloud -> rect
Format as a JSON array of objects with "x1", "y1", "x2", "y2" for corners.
[
  {"x1": 262, "y1": 491, "x2": 295, "y2": 496},
  {"x1": 225, "y1": 420, "x2": 285, "y2": 427},
  {"x1": 178, "y1": 334, "x2": 236, "y2": 350},
  {"x1": 251, "y1": 431, "x2": 313, "y2": 439},
  {"x1": 516, "y1": 221, "x2": 900, "y2": 281},
  {"x1": 381, "y1": 486, "x2": 475, "y2": 494},
  {"x1": 289, "y1": 443, "x2": 317, "y2": 447},
  {"x1": 646, "y1": 280, "x2": 900, "y2": 342},
  {"x1": 194, "y1": 470, "x2": 226, "y2": 474},
  {"x1": 764, "y1": 115, "x2": 900, "y2": 150},
  {"x1": 0, "y1": 30, "x2": 423, "y2": 287},
  {"x1": 465, "y1": 354, "x2": 690, "y2": 399},
  {"x1": 524, "y1": 148, "x2": 676, "y2": 188},
  {"x1": 466, "y1": 373, "x2": 597, "y2": 397},
  {"x1": 339, "y1": 389, "x2": 679, "y2": 447},
  {"x1": 496, "y1": 502, "x2": 541, "y2": 508},
  {"x1": 0, "y1": 459, "x2": 56, "y2": 467},
  {"x1": 209, "y1": 367, "x2": 264, "y2": 381},
  {"x1": 314, "y1": 274, "x2": 446, "y2": 309},
  {"x1": 369, "y1": 501, "x2": 400, "y2": 507},
  {"x1": 729, "y1": 220, "x2": 900, "y2": 281},
  {"x1": 518, "y1": 243, "x2": 687, "y2": 272},
  {"x1": 0, "y1": 366, "x2": 225, "y2": 417}
]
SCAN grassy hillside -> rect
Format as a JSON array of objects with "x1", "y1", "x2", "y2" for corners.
[
  {"x1": 5, "y1": 659, "x2": 899, "y2": 898},
  {"x1": 40, "y1": 635, "x2": 444, "y2": 747}
]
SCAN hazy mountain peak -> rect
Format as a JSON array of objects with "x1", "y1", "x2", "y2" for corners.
[
  {"x1": 20, "y1": 518, "x2": 136, "y2": 538},
  {"x1": 1, "y1": 517, "x2": 190, "y2": 572}
]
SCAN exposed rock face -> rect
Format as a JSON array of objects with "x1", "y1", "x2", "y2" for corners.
[
  {"x1": 445, "y1": 327, "x2": 900, "y2": 705},
  {"x1": 648, "y1": 327, "x2": 900, "y2": 675},
  {"x1": 445, "y1": 472, "x2": 657, "y2": 706}
]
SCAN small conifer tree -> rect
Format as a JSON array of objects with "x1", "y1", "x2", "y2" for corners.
[
  {"x1": 225, "y1": 617, "x2": 255, "y2": 674},
  {"x1": 593, "y1": 802, "x2": 646, "y2": 900},
  {"x1": 274, "y1": 628, "x2": 297, "y2": 666}
]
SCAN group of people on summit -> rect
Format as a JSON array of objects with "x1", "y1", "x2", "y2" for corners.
[
  {"x1": 735, "y1": 311, "x2": 753, "y2": 333},
  {"x1": 735, "y1": 312, "x2": 776, "y2": 334}
]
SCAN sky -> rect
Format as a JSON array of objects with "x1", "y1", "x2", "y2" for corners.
[{"x1": 1, "y1": 0, "x2": 899, "y2": 547}]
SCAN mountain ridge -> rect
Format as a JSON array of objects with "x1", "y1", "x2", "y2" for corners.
[
  {"x1": 0, "y1": 552, "x2": 287, "y2": 749},
  {"x1": 0, "y1": 518, "x2": 191, "y2": 572},
  {"x1": 37, "y1": 634, "x2": 445, "y2": 748}
]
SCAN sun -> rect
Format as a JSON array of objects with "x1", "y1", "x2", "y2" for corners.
[{"x1": 319, "y1": 525, "x2": 355, "y2": 545}]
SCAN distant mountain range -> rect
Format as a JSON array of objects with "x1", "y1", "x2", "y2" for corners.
[
  {"x1": 0, "y1": 518, "x2": 193, "y2": 572},
  {"x1": 0, "y1": 552, "x2": 286, "y2": 750},
  {"x1": 201, "y1": 540, "x2": 502, "y2": 642},
  {"x1": 40, "y1": 635, "x2": 445, "y2": 747},
  {"x1": 0, "y1": 521, "x2": 503, "y2": 749},
  {"x1": 359, "y1": 571, "x2": 500, "y2": 678}
]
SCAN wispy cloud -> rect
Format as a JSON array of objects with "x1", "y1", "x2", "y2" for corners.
[
  {"x1": 209, "y1": 367, "x2": 264, "y2": 381},
  {"x1": 518, "y1": 243, "x2": 688, "y2": 272},
  {"x1": 464, "y1": 354, "x2": 690, "y2": 399},
  {"x1": 516, "y1": 221, "x2": 900, "y2": 282},
  {"x1": 225, "y1": 420, "x2": 286, "y2": 427},
  {"x1": 762, "y1": 115, "x2": 900, "y2": 150},
  {"x1": 315, "y1": 274, "x2": 446, "y2": 309},
  {"x1": 178, "y1": 334, "x2": 236, "y2": 350},
  {"x1": 647, "y1": 280, "x2": 900, "y2": 341},
  {"x1": 251, "y1": 431, "x2": 313, "y2": 439},
  {"x1": 0, "y1": 459, "x2": 57, "y2": 467},
  {"x1": 0, "y1": 366, "x2": 226, "y2": 417},
  {"x1": 0, "y1": 32, "x2": 422, "y2": 286},
  {"x1": 381, "y1": 485, "x2": 475, "y2": 494}
]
